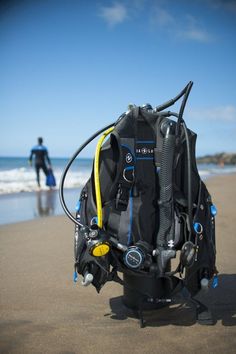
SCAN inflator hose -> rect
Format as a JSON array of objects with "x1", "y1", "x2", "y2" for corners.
[
  {"x1": 59, "y1": 123, "x2": 115, "y2": 226},
  {"x1": 94, "y1": 127, "x2": 114, "y2": 228}
]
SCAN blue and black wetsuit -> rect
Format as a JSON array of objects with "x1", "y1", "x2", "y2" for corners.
[{"x1": 29, "y1": 144, "x2": 51, "y2": 187}]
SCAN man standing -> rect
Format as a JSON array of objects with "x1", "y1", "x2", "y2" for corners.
[{"x1": 29, "y1": 137, "x2": 51, "y2": 188}]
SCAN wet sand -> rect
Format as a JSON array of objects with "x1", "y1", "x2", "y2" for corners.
[
  {"x1": 0, "y1": 188, "x2": 80, "y2": 225},
  {"x1": 0, "y1": 174, "x2": 236, "y2": 353}
]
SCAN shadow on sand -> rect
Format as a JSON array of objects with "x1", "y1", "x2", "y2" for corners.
[{"x1": 108, "y1": 274, "x2": 236, "y2": 327}]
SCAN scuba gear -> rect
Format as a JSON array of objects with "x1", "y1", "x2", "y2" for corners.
[
  {"x1": 60, "y1": 81, "x2": 218, "y2": 325},
  {"x1": 86, "y1": 225, "x2": 111, "y2": 257}
]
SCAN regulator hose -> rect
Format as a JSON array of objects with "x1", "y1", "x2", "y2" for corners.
[{"x1": 59, "y1": 123, "x2": 115, "y2": 226}]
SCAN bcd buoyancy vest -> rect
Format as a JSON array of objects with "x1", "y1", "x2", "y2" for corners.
[{"x1": 60, "y1": 81, "x2": 218, "y2": 297}]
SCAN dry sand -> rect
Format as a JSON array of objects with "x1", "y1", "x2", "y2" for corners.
[{"x1": 0, "y1": 174, "x2": 236, "y2": 353}]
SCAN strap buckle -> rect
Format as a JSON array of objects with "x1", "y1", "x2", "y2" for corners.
[{"x1": 115, "y1": 185, "x2": 130, "y2": 211}]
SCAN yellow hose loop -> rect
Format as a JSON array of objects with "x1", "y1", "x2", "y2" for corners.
[{"x1": 94, "y1": 126, "x2": 114, "y2": 228}]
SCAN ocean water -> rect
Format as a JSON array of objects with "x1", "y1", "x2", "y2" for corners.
[
  {"x1": 0, "y1": 156, "x2": 236, "y2": 225},
  {"x1": 0, "y1": 157, "x2": 93, "y2": 195},
  {"x1": 0, "y1": 156, "x2": 236, "y2": 195}
]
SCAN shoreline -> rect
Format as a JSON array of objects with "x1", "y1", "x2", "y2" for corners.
[{"x1": 0, "y1": 171, "x2": 236, "y2": 226}]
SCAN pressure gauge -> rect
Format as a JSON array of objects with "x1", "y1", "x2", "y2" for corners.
[{"x1": 123, "y1": 246, "x2": 145, "y2": 269}]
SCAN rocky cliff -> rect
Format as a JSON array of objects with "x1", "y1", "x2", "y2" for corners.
[{"x1": 197, "y1": 152, "x2": 236, "y2": 165}]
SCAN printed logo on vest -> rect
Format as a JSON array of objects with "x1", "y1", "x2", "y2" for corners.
[
  {"x1": 136, "y1": 141, "x2": 155, "y2": 159},
  {"x1": 125, "y1": 152, "x2": 133, "y2": 163},
  {"x1": 136, "y1": 147, "x2": 154, "y2": 154},
  {"x1": 141, "y1": 147, "x2": 149, "y2": 154}
]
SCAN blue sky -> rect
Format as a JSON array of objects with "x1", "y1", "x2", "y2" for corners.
[{"x1": 1, "y1": 0, "x2": 236, "y2": 158}]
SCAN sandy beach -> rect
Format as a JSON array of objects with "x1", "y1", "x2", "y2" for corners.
[{"x1": 0, "y1": 174, "x2": 236, "y2": 354}]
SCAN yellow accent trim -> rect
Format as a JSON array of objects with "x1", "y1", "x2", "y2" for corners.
[
  {"x1": 94, "y1": 126, "x2": 114, "y2": 228},
  {"x1": 91, "y1": 243, "x2": 110, "y2": 257}
]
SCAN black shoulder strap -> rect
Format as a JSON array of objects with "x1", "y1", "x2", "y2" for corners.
[
  {"x1": 112, "y1": 108, "x2": 138, "y2": 212},
  {"x1": 106, "y1": 109, "x2": 138, "y2": 241}
]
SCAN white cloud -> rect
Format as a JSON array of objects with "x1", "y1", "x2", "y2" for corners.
[
  {"x1": 177, "y1": 27, "x2": 212, "y2": 43},
  {"x1": 151, "y1": 6, "x2": 175, "y2": 27},
  {"x1": 188, "y1": 105, "x2": 236, "y2": 122},
  {"x1": 150, "y1": 7, "x2": 213, "y2": 43},
  {"x1": 177, "y1": 15, "x2": 212, "y2": 43},
  {"x1": 99, "y1": 2, "x2": 128, "y2": 27},
  {"x1": 181, "y1": 28, "x2": 211, "y2": 42},
  {"x1": 98, "y1": 1, "x2": 213, "y2": 42}
]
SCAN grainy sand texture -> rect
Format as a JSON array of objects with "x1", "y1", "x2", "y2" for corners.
[{"x1": 0, "y1": 174, "x2": 236, "y2": 353}]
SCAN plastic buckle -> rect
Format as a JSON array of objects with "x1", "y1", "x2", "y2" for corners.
[{"x1": 115, "y1": 186, "x2": 129, "y2": 211}]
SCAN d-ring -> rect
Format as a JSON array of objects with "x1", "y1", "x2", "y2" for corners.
[{"x1": 123, "y1": 167, "x2": 134, "y2": 183}]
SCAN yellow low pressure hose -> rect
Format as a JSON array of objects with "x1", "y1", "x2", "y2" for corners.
[{"x1": 94, "y1": 126, "x2": 114, "y2": 228}]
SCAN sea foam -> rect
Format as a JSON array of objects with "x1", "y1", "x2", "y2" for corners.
[{"x1": 0, "y1": 167, "x2": 90, "y2": 194}]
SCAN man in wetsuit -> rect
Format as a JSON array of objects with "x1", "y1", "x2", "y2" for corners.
[{"x1": 29, "y1": 137, "x2": 51, "y2": 187}]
